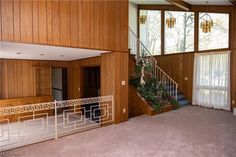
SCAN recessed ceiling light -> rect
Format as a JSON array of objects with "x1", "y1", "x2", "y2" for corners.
[
  {"x1": 40, "y1": 54, "x2": 45, "y2": 56},
  {"x1": 16, "y1": 53, "x2": 21, "y2": 55},
  {"x1": 60, "y1": 55, "x2": 64, "y2": 57}
]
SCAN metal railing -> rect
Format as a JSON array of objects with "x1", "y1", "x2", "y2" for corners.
[
  {"x1": 0, "y1": 95, "x2": 114, "y2": 151},
  {"x1": 129, "y1": 28, "x2": 178, "y2": 100}
]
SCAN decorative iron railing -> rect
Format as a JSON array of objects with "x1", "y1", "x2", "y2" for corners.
[
  {"x1": 0, "y1": 95, "x2": 114, "y2": 151},
  {"x1": 129, "y1": 28, "x2": 178, "y2": 100}
]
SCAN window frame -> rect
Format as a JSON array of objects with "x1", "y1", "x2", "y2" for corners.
[
  {"x1": 198, "y1": 12, "x2": 230, "y2": 52},
  {"x1": 137, "y1": 5, "x2": 232, "y2": 56},
  {"x1": 164, "y1": 10, "x2": 195, "y2": 54}
]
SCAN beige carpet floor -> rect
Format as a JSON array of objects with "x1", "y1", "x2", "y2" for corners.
[{"x1": 3, "y1": 106, "x2": 236, "y2": 157}]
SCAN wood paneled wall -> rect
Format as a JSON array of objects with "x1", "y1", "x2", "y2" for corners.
[
  {"x1": 0, "y1": 59, "x2": 69, "y2": 99},
  {"x1": 155, "y1": 53, "x2": 194, "y2": 102},
  {"x1": 69, "y1": 56, "x2": 101, "y2": 99},
  {"x1": 152, "y1": 6, "x2": 236, "y2": 109},
  {"x1": 231, "y1": 6, "x2": 236, "y2": 108},
  {"x1": 101, "y1": 52, "x2": 128, "y2": 123},
  {"x1": 0, "y1": 0, "x2": 128, "y2": 52}
]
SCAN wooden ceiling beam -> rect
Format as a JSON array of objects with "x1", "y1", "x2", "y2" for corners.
[
  {"x1": 229, "y1": 0, "x2": 236, "y2": 5},
  {"x1": 166, "y1": 0, "x2": 191, "y2": 11}
]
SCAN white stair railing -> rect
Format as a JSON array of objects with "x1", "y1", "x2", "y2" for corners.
[{"x1": 129, "y1": 28, "x2": 178, "y2": 101}]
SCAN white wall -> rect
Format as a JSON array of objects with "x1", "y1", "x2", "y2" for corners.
[{"x1": 129, "y1": 2, "x2": 138, "y2": 34}]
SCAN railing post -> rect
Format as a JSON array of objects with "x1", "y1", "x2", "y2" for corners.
[
  {"x1": 112, "y1": 95, "x2": 115, "y2": 123},
  {"x1": 175, "y1": 85, "x2": 178, "y2": 101},
  {"x1": 54, "y1": 100, "x2": 58, "y2": 139}
]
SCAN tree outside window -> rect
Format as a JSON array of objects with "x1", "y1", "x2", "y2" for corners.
[
  {"x1": 139, "y1": 10, "x2": 161, "y2": 55},
  {"x1": 199, "y1": 13, "x2": 229, "y2": 51},
  {"x1": 165, "y1": 11, "x2": 195, "y2": 54}
]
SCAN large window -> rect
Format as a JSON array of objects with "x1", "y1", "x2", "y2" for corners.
[
  {"x1": 139, "y1": 10, "x2": 161, "y2": 55},
  {"x1": 199, "y1": 13, "x2": 229, "y2": 51},
  {"x1": 165, "y1": 11, "x2": 195, "y2": 54},
  {"x1": 193, "y1": 51, "x2": 230, "y2": 111}
]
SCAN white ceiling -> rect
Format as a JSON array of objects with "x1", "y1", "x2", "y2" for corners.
[
  {"x1": 130, "y1": 0, "x2": 232, "y2": 5},
  {"x1": 130, "y1": 0, "x2": 170, "y2": 5},
  {"x1": 185, "y1": 0, "x2": 232, "y2": 5},
  {"x1": 0, "y1": 42, "x2": 108, "y2": 61}
]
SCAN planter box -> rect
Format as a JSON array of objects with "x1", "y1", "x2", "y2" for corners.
[{"x1": 149, "y1": 104, "x2": 176, "y2": 116}]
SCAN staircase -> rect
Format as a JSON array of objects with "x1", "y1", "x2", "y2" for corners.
[
  {"x1": 128, "y1": 28, "x2": 189, "y2": 108},
  {"x1": 166, "y1": 84, "x2": 190, "y2": 107}
]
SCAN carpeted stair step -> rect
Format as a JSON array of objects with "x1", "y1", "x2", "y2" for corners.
[
  {"x1": 177, "y1": 94, "x2": 185, "y2": 101},
  {"x1": 178, "y1": 100, "x2": 190, "y2": 107}
]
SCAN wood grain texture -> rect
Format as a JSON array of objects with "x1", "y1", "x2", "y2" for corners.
[
  {"x1": 59, "y1": 0, "x2": 71, "y2": 46},
  {"x1": 101, "y1": 52, "x2": 128, "y2": 124},
  {"x1": 0, "y1": 0, "x2": 129, "y2": 52},
  {"x1": 2, "y1": 0, "x2": 14, "y2": 41},
  {"x1": 20, "y1": 0, "x2": 33, "y2": 43},
  {"x1": 0, "y1": 59, "x2": 69, "y2": 99},
  {"x1": 13, "y1": 0, "x2": 21, "y2": 41},
  {"x1": 0, "y1": 96, "x2": 53, "y2": 122},
  {"x1": 69, "y1": 57, "x2": 101, "y2": 99},
  {"x1": 52, "y1": 0, "x2": 60, "y2": 45},
  {"x1": 38, "y1": 0, "x2": 47, "y2": 44}
]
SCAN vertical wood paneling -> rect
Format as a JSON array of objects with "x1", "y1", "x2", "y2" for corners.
[
  {"x1": 13, "y1": 0, "x2": 21, "y2": 41},
  {"x1": 2, "y1": 0, "x2": 14, "y2": 41},
  {"x1": 82, "y1": 1, "x2": 91, "y2": 48},
  {"x1": 59, "y1": 0, "x2": 71, "y2": 46},
  {"x1": 47, "y1": 0, "x2": 53, "y2": 45},
  {"x1": 0, "y1": 59, "x2": 2, "y2": 98},
  {"x1": 120, "y1": 0, "x2": 128, "y2": 52},
  {"x1": 0, "y1": 0, "x2": 128, "y2": 52},
  {"x1": 90, "y1": 1, "x2": 95, "y2": 49},
  {"x1": 20, "y1": 0, "x2": 33, "y2": 43},
  {"x1": 70, "y1": 0, "x2": 78, "y2": 47},
  {"x1": 78, "y1": 0, "x2": 83, "y2": 47},
  {"x1": 0, "y1": 0, "x2": 2, "y2": 40},
  {"x1": 94, "y1": 0, "x2": 100, "y2": 49},
  {"x1": 32, "y1": 0, "x2": 39, "y2": 43},
  {"x1": 38, "y1": 0, "x2": 47, "y2": 44},
  {"x1": 52, "y1": 0, "x2": 60, "y2": 45},
  {"x1": 101, "y1": 52, "x2": 128, "y2": 123},
  {"x1": 108, "y1": 1, "x2": 116, "y2": 50}
]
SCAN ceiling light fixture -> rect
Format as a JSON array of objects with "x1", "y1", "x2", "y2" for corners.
[
  {"x1": 166, "y1": 13, "x2": 176, "y2": 29},
  {"x1": 16, "y1": 53, "x2": 21, "y2": 55},
  {"x1": 40, "y1": 54, "x2": 45, "y2": 56},
  {"x1": 139, "y1": 9, "x2": 147, "y2": 24},
  {"x1": 60, "y1": 55, "x2": 64, "y2": 57},
  {"x1": 200, "y1": 0, "x2": 214, "y2": 33}
]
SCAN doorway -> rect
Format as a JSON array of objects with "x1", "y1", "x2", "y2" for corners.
[
  {"x1": 81, "y1": 66, "x2": 101, "y2": 122},
  {"x1": 51, "y1": 68, "x2": 68, "y2": 101}
]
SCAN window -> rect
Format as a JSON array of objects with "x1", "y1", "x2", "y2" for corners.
[
  {"x1": 165, "y1": 11, "x2": 194, "y2": 54},
  {"x1": 199, "y1": 13, "x2": 229, "y2": 51},
  {"x1": 139, "y1": 10, "x2": 161, "y2": 55},
  {"x1": 193, "y1": 51, "x2": 230, "y2": 110}
]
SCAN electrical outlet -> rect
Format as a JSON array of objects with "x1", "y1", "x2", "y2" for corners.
[
  {"x1": 122, "y1": 108, "x2": 126, "y2": 113},
  {"x1": 232, "y1": 100, "x2": 235, "y2": 105},
  {"x1": 121, "y1": 81, "x2": 126, "y2": 86}
]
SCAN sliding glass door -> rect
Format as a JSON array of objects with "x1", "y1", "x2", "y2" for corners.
[{"x1": 192, "y1": 51, "x2": 230, "y2": 110}]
